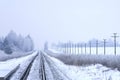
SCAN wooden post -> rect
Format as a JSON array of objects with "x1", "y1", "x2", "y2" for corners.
[
  {"x1": 103, "y1": 39, "x2": 106, "y2": 55},
  {"x1": 71, "y1": 43, "x2": 73, "y2": 54},
  {"x1": 96, "y1": 40, "x2": 98, "y2": 55},
  {"x1": 81, "y1": 44, "x2": 83, "y2": 54},
  {"x1": 69, "y1": 42, "x2": 71, "y2": 54},
  {"x1": 111, "y1": 33, "x2": 119, "y2": 55},
  {"x1": 77, "y1": 44, "x2": 80, "y2": 54},
  {"x1": 89, "y1": 41, "x2": 91, "y2": 54},
  {"x1": 85, "y1": 43, "x2": 86, "y2": 54},
  {"x1": 75, "y1": 44, "x2": 77, "y2": 54}
]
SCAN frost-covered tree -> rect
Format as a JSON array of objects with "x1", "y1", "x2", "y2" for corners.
[
  {"x1": 5, "y1": 30, "x2": 18, "y2": 46},
  {"x1": 4, "y1": 30, "x2": 20, "y2": 52},
  {"x1": 3, "y1": 38, "x2": 13, "y2": 54},
  {"x1": 0, "y1": 37, "x2": 4, "y2": 50},
  {"x1": 44, "y1": 41, "x2": 48, "y2": 50},
  {"x1": 17, "y1": 34, "x2": 24, "y2": 50},
  {"x1": 22, "y1": 35, "x2": 34, "y2": 52},
  {"x1": 0, "y1": 30, "x2": 34, "y2": 54}
]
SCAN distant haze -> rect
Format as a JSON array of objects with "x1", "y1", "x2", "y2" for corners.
[{"x1": 0, "y1": 0, "x2": 120, "y2": 49}]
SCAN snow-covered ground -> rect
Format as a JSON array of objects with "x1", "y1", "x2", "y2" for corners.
[
  {"x1": 0, "y1": 51, "x2": 37, "y2": 79},
  {"x1": 1, "y1": 50, "x2": 120, "y2": 80},
  {"x1": 48, "y1": 49, "x2": 120, "y2": 69},
  {"x1": 10, "y1": 51, "x2": 37, "y2": 80},
  {"x1": 0, "y1": 50, "x2": 34, "y2": 61},
  {"x1": 47, "y1": 53, "x2": 120, "y2": 80}
]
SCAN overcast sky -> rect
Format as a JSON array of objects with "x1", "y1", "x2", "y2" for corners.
[{"x1": 0, "y1": 0, "x2": 120, "y2": 48}]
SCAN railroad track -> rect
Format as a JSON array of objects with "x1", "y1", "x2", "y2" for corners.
[
  {"x1": 40, "y1": 52, "x2": 71, "y2": 80},
  {"x1": 19, "y1": 53, "x2": 38, "y2": 80},
  {"x1": 0, "y1": 65, "x2": 20, "y2": 80},
  {"x1": 1, "y1": 51, "x2": 71, "y2": 80},
  {"x1": 39, "y1": 52, "x2": 46, "y2": 80},
  {"x1": 0, "y1": 52, "x2": 38, "y2": 80}
]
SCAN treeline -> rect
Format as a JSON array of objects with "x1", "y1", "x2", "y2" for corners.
[{"x1": 0, "y1": 31, "x2": 34, "y2": 54}]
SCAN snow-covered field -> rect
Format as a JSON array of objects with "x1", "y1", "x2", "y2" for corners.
[
  {"x1": 1, "y1": 50, "x2": 120, "y2": 80},
  {"x1": 53, "y1": 47, "x2": 120, "y2": 55},
  {"x1": 0, "y1": 50, "x2": 34, "y2": 61},
  {"x1": 48, "y1": 53, "x2": 120, "y2": 80},
  {"x1": 0, "y1": 51, "x2": 37, "y2": 79},
  {"x1": 48, "y1": 49, "x2": 120, "y2": 70}
]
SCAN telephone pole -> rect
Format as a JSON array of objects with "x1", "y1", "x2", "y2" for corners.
[
  {"x1": 85, "y1": 43, "x2": 86, "y2": 54},
  {"x1": 69, "y1": 42, "x2": 71, "y2": 54},
  {"x1": 75, "y1": 44, "x2": 77, "y2": 54},
  {"x1": 81, "y1": 44, "x2": 83, "y2": 54},
  {"x1": 103, "y1": 39, "x2": 106, "y2": 55},
  {"x1": 96, "y1": 40, "x2": 98, "y2": 55},
  {"x1": 111, "y1": 33, "x2": 119, "y2": 55},
  {"x1": 89, "y1": 41, "x2": 91, "y2": 54},
  {"x1": 77, "y1": 44, "x2": 80, "y2": 54},
  {"x1": 71, "y1": 43, "x2": 73, "y2": 54}
]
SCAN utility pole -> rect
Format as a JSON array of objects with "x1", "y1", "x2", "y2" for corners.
[
  {"x1": 111, "y1": 33, "x2": 119, "y2": 55},
  {"x1": 72, "y1": 43, "x2": 74, "y2": 53},
  {"x1": 71, "y1": 43, "x2": 73, "y2": 54},
  {"x1": 75, "y1": 44, "x2": 77, "y2": 54},
  {"x1": 96, "y1": 40, "x2": 98, "y2": 55},
  {"x1": 65, "y1": 43, "x2": 68, "y2": 54},
  {"x1": 64, "y1": 43, "x2": 66, "y2": 53},
  {"x1": 77, "y1": 44, "x2": 80, "y2": 54},
  {"x1": 69, "y1": 42, "x2": 71, "y2": 54},
  {"x1": 65, "y1": 43, "x2": 67, "y2": 53},
  {"x1": 103, "y1": 39, "x2": 106, "y2": 55},
  {"x1": 81, "y1": 44, "x2": 83, "y2": 54},
  {"x1": 85, "y1": 43, "x2": 86, "y2": 54},
  {"x1": 67, "y1": 43, "x2": 68, "y2": 54},
  {"x1": 89, "y1": 41, "x2": 91, "y2": 54}
]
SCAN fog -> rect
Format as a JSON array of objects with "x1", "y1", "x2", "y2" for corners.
[{"x1": 0, "y1": 0, "x2": 120, "y2": 49}]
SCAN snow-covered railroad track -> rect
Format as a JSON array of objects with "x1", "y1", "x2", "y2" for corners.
[
  {"x1": 44, "y1": 55, "x2": 71, "y2": 80},
  {"x1": 39, "y1": 53, "x2": 46, "y2": 80},
  {"x1": 19, "y1": 54, "x2": 38, "y2": 80},
  {"x1": 39, "y1": 52, "x2": 71, "y2": 80},
  {"x1": 8, "y1": 52, "x2": 38, "y2": 80}
]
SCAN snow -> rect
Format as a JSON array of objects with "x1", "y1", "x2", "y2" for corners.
[
  {"x1": 0, "y1": 65, "x2": 18, "y2": 77},
  {"x1": 46, "y1": 52, "x2": 120, "y2": 80},
  {"x1": 42, "y1": 56, "x2": 55, "y2": 80},
  {"x1": 0, "y1": 57, "x2": 20, "y2": 77},
  {"x1": 27, "y1": 53, "x2": 55, "y2": 80},
  {"x1": 27, "y1": 53, "x2": 40, "y2": 80},
  {"x1": 51, "y1": 47, "x2": 120, "y2": 55},
  {"x1": 0, "y1": 50, "x2": 34, "y2": 61},
  {"x1": 10, "y1": 51, "x2": 37, "y2": 80},
  {"x1": 48, "y1": 48, "x2": 62, "y2": 53},
  {"x1": 1, "y1": 49, "x2": 120, "y2": 80},
  {"x1": 0, "y1": 51, "x2": 37, "y2": 79}
]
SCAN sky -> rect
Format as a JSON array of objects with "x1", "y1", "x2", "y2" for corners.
[{"x1": 0, "y1": 0, "x2": 120, "y2": 49}]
